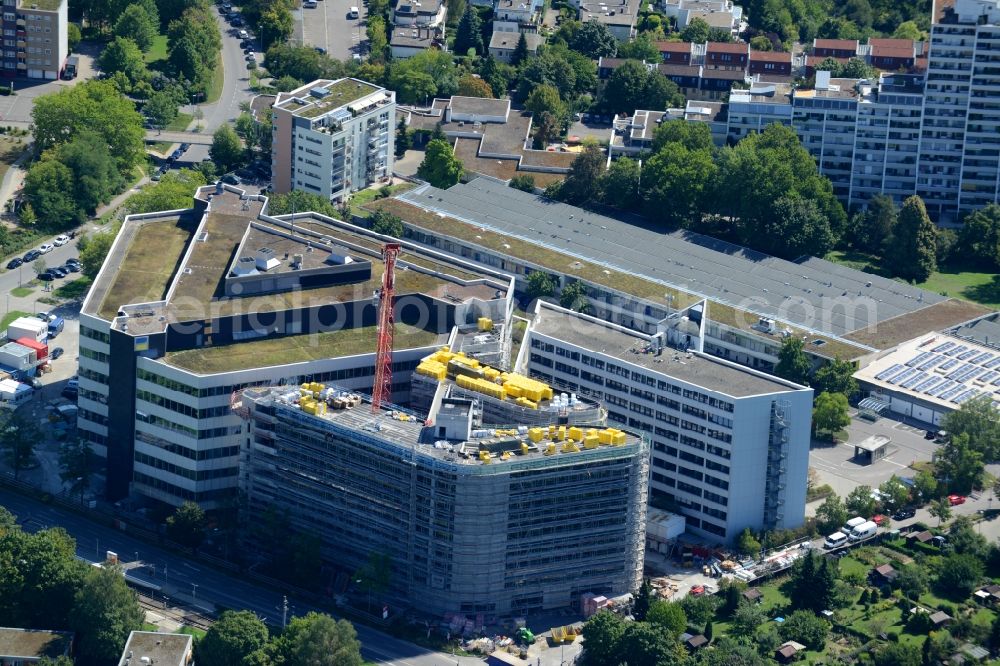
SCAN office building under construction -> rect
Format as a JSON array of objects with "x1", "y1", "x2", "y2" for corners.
[{"x1": 240, "y1": 375, "x2": 649, "y2": 616}]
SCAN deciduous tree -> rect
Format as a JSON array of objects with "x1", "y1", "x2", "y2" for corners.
[
  {"x1": 114, "y1": 4, "x2": 157, "y2": 52},
  {"x1": 572, "y1": 20, "x2": 618, "y2": 58},
  {"x1": 210, "y1": 124, "x2": 244, "y2": 174},
  {"x1": 774, "y1": 336, "x2": 811, "y2": 385},
  {"x1": 933, "y1": 432, "x2": 984, "y2": 494},
  {"x1": 813, "y1": 392, "x2": 851, "y2": 440},
  {"x1": 197, "y1": 610, "x2": 270, "y2": 666},
  {"x1": 417, "y1": 139, "x2": 463, "y2": 188},
  {"x1": 166, "y1": 501, "x2": 206, "y2": 548},
  {"x1": 70, "y1": 565, "x2": 144, "y2": 666},
  {"x1": 886, "y1": 195, "x2": 937, "y2": 282}
]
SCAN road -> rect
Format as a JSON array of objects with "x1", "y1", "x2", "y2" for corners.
[
  {"x1": 200, "y1": 7, "x2": 257, "y2": 133},
  {"x1": 144, "y1": 130, "x2": 214, "y2": 146},
  {"x1": 298, "y1": 0, "x2": 367, "y2": 61},
  {"x1": 0, "y1": 486, "x2": 490, "y2": 666}
]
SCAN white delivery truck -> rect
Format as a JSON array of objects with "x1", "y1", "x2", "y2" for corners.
[
  {"x1": 849, "y1": 520, "x2": 878, "y2": 541},
  {"x1": 842, "y1": 516, "x2": 866, "y2": 534}
]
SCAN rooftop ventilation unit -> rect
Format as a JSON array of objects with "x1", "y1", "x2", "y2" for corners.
[
  {"x1": 310, "y1": 86, "x2": 330, "y2": 97},
  {"x1": 256, "y1": 247, "x2": 281, "y2": 271}
]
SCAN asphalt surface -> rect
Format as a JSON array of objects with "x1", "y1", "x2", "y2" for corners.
[
  {"x1": 1, "y1": 239, "x2": 83, "y2": 297},
  {"x1": 0, "y1": 486, "x2": 490, "y2": 666},
  {"x1": 298, "y1": 0, "x2": 368, "y2": 61}
]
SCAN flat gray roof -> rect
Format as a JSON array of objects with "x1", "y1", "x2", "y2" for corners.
[
  {"x1": 399, "y1": 178, "x2": 948, "y2": 339},
  {"x1": 118, "y1": 632, "x2": 191, "y2": 666},
  {"x1": 531, "y1": 304, "x2": 802, "y2": 398}
]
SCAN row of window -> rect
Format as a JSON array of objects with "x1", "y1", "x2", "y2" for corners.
[
  {"x1": 133, "y1": 471, "x2": 234, "y2": 502},
  {"x1": 135, "y1": 452, "x2": 238, "y2": 482},
  {"x1": 81, "y1": 326, "x2": 111, "y2": 344},
  {"x1": 136, "y1": 430, "x2": 240, "y2": 461}
]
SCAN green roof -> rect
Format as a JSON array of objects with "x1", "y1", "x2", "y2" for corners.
[
  {"x1": 20, "y1": 0, "x2": 63, "y2": 11},
  {"x1": 291, "y1": 79, "x2": 381, "y2": 119}
]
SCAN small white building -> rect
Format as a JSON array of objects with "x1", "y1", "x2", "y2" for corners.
[
  {"x1": 392, "y1": 0, "x2": 447, "y2": 27},
  {"x1": 488, "y1": 31, "x2": 543, "y2": 63},
  {"x1": 0, "y1": 378, "x2": 33, "y2": 409},
  {"x1": 390, "y1": 26, "x2": 446, "y2": 59},
  {"x1": 0, "y1": 342, "x2": 37, "y2": 373}
]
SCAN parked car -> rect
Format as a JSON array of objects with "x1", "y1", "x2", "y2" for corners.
[
  {"x1": 245, "y1": 53, "x2": 257, "y2": 62},
  {"x1": 61, "y1": 386, "x2": 77, "y2": 399},
  {"x1": 53, "y1": 234, "x2": 70, "y2": 246},
  {"x1": 221, "y1": 173, "x2": 241, "y2": 185},
  {"x1": 892, "y1": 507, "x2": 916, "y2": 520},
  {"x1": 38, "y1": 271, "x2": 54, "y2": 281},
  {"x1": 871, "y1": 514, "x2": 887, "y2": 526},
  {"x1": 151, "y1": 171, "x2": 162, "y2": 181},
  {"x1": 315, "y1": 46, "x2": 327, "y2": 54},
  {"x1": 63, "y1": 263, "x2": 80, "y2": 273},
  {"x1": 23, "y1": 249, "x2": 41, "y2": 262},
  {"x1": 948, "y1": 494, "x2": 967, "y2": 505},
  {"x1": 169, "y1": 149, "x2": 183, "y2": 161},
  {"x1": 38, "y1": 243, "x2": 53, "y2": 254},
  {"x1": 924, "y1": 430, "x2": 936, "y2": 440},
  {"x1": 50, "y1": 266, "x2": 67, "y2": 278},
  {"x1": 36, "y1": 312, "x2": 51, "y2": 321},
  {"x1": 50, "y1": 347, "x2": 64, "y2": 360},
  {"x1": 6, "y1": 257, "x2": 22, "y2": 269},
  {"x1": 180, "y1": 143, "x2": 191, "y2": 152}
]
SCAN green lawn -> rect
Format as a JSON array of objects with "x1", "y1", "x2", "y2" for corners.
[
  {"x1": 10, "y1": 286, "x2": 32, "y2": 297},
  {"x1": 206, "y1": 56, "x2": 225, "y2": 104},
  {"x1": 0, "y1": 310, "x2": 29, "y2": 331},
  {"x1": 167, "y1": 112, "x2": 194, "y2": 132},
  {"x1": 351, "y1": 183, "x2": 416, "y2": 207},
  {"x1": 54, "y1": 276, "x2": 92, "y2": 300},
  {"x1": 178, "y1": 625, "x2": 207, "y2": 640},
  {"x1": 144, "y1": 34, "x2": 169, "y2": 64}
]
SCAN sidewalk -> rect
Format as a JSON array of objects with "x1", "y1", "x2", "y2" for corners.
[{"x1": 0, "y1": 141, "x2": 31, "y2": 217}]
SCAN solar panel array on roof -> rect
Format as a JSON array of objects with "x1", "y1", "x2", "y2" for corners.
[
  {"x1": 889, "y1": 368, "x2": 918, "y2": 384},
  {"x1": 985, "y1": 357, "x2": 1000, "y2": 369},
  {"x1": 399, "y1": 179, "x2": 948, "y2": 338},
  {"x1": 906, "y1": 352, "x2": 934, "y2": 367},
  {"x1": 932, "y1": 341, "x2": 956, "y2": 353},
  {"x1": 945, "y1": 345, "x2": 969, "y2": 357},
  {"x1": 928, "y1": 381, "x2": 955, "y2": 397},
  {"x1": 971, "y1": 352, "x2": 994, "y2": 365},
  {"x1": 900, "y1": 372, "x2": 927, "y2": 389},
  {"x1": 914, "y1": 376, "x2": 943, "y2": 392},
  {"x1": 939, "y1": 385, "x2": 966, "y2": 401},
  {"x1": 953, "y1": 389, "x2": 978, "y2": 404},
  {"x1": 938, "y1": 358, "x2": 960, "y2": 371},
  {"x1": 958, "y1": 348, "x2": 980, "y2": 361},
  {"x1": 918, "y1": 356, "x2": 945, "y2": 371},
  {"x1": 980, "y1": 370, "x2": 1000, "y2": 384},
  {"x1": 876, "y1": 364, "x2": 905, "y2": 381}
]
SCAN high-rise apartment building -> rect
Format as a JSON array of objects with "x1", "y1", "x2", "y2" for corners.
[
  {"x1": 1, "y1": 0, "x2": 68, "y2": 79},
  {"x1": 269, "y1": 78, "x2": 395, "y2": 202}
]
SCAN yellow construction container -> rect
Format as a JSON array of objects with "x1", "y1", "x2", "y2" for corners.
[
  {"x1": 598, "y1": 429, "x2": 613, "y2": 445},
  {"x1": 520, "y1": 442, "x2": 530, "y2": 455},
  {"x1": 478, "y1": 317, "x2": 493, "y2": 331},
  {"x1": 548, "y1": 425, "x2": 557, "y2": 439},
  {"x1": 516, "y1": 397, "x2": 537, "y2": 409},
  {"x1": 500, "y1": 451, "x2": 511, "y2": 461},
  {"x1": 583, "y1": 435, "x2": 599, "y2": 449},
  {"x1": 557, "y1": 425, "x2": 567, "y2": 441},
  {"x1": 561, "y1": 441, "x2": 579, "y2": 453},
  {"x1": 613, "y1": 430, "x2": 627, "y2": 446},
  {"x1": 568, "y1": 426, "x2": 583, "y2": 441},
  {"x1": 504, "y1": 383, "x2": 522, "y2": 399},
  {"x1": 528, "y1": 427, "x2": 544, "y2": 443},
  {"x1": 484, "y1": 367, "x2": 501, "y2": 381},
  {"x1": 544, "y1": 443, "x2": 556, "y2": 456}
]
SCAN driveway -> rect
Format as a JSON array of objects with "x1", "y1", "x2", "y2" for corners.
[
  {"x1": 298, "y1": 0, "x2": 367, "y2": 61},
  {"x1": 0, "y1": 40, "x2": 102, "y2": 127}
]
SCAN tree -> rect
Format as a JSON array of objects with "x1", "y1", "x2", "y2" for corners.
[
  {"x1": 948, "y1": 515, "x2": 988, "y2": 558},
  {"x1": 896, "y1": 565, "x2": 928, "y2": 600},
  {"x1": 647, "y1": 600, "x2": 687, "y2": 637},
  {"x1": 267, "y1": 190, "x2": 339, "y2": 218},
  {"x1": 813, "y1": 392, "x2": 851, "y2": 440},
  {"x1": 355, "y1": 552, "x2": 392, "y2": 610},
  {"x1": 680, "y1": 594, "x2": 720, "y2": 629},
  {"x1": 70, "y1": 565, "x2": 144, "y2": 666},
  {"x1": 813, "y1": 359, "x2": 858, "y2": 398},
  {"x1": 78, "y1": 228, "x2": 118, "y2": 279},
  {"x1": 210, "y1": 125, "x2": 244, "y2": 174},
  {"x1": 559, "y1": 143, "x2": 604, "y2": 205},
  {"x1": 929, "y1": 497, "x2": 952, "y2": 527},
  {"x1": 572, "y1": 20, "x2": 618, "y2": 58},
  {"x1": 59, "y1": 439, "x2": 93, "y2": 501},
  {"x1": 915, "y1": 469, "x2": 939, "y2": 502},
  {"x1": 23, "y1": 160, "x2": 81, "y2": 228},
  {"x1": 936, "y1": 553, "x2": 984, "y2": 598},
  {"x1": 846, "y1": 485, "x2": 877, "y2": 518},
  {"x1": 878, "y1": 476, "x2": 910, "y2": 513},
  {"x1": 511, "y1": 32, "x2": 530, "y2": 67},
  {"x1": 852, "y1": 194, "x2": 897, "y2": 254},
  {"x1": 632, "y1": 578, "x2": 653, "y2": 621},
  {"x1": 640, "y1": 143, "x2": 717, "y2": 227},
  {"x1": 166, "y1": 501, "x2": 206, "y2": 548},
  {"x1": 418, "y1": 139, "x2": 463, "y2": 188},
  {"x1": 369, "y1": 209, "x2": 404, "y2": 237},
  {"x1": 581, "y1": 611, "x2": 625, "y2": 665},
  {"x1": 619, "y1": 622, "x2": 682, "y2": 666},
  {"x1": 197, "y1": 610, "x2": 270, "y2": 666},
  {"x1": 275, "y1": 613, "x2": 363, "y2": 666},
  {"x1": 68, "y1": 22, "x2": 82, "y2": 52},
  {"x1": 59, "y1": 131, "x2": 127, "y2": 216},
  {"x1": 893, "y1": 20, "x2": 925, "y2": 41},
  {"x1": 393, "y1": 118, "x2": 412, "y2": 159},
  {"x1": 874, "y1": 642, "x2": 922, "y2": 666},
  {"x1": 454, "y1": 5, "x2": 484, "y2": 55},
  {"x1": 526, "y1": 271, "x2": 556, "y2": 299},
  {"x1": 942, "y1": 395, "x2": 1000, "y2": 461},
  {"x1": 144, "y1": 90, "x2": 180, "y2": 132},
  {"x1": 509, "y1": 174, "x2": 536, "y2": 192},
  {"x1": 779, "y1": 610, "x2": 829, "y2": 651},
  {"x1": 730, "y1": 600, "x2": 767, "y2": 638},
  {"x1": 259, "y1": 5, "x2": 294, "y2": 51},
  {"x1": 933, "y1": 432, "x2": 984, "y2": 494},
  {"x1": 759, "y1": 196, "x2": 836, "y2": 259},
  {"x1": 775, "y1": 336, "x2": 811, "y2": 385},
  {"x1": 958, "y1": 204, "x2": 1000, "y2": 268},
  {"x1": 750, "y1": 35, "x2": 774, "y2": 51},
  {"x1": 600, "y1": 59, "x2": 683, "y2": 115},
  {"x1": 456, "y1": 74, "x2": 492, "y2": 99},
  {"x1": 560, "y1": 280, "x2": 589, "y2": 312},
  {"x1": 599, "y1": 158, "x2": 641, "y2": 210},
  {"x1": 737, "y1": 528, "x2": 761, "y2": 557},
  {"x1": 114, "y1": 4, "x2": 157, "y2": 52},
  {"x1": 32, "y1": 79, "x2": 146, "y2": 172},
  {"x1": 526, "y1": 85, "x2": 568, "y2": 143},
  {"x1": 815, "y1": 493, "x2": 849, "y2": 535},
  {"x1": 98, "y1": 36, "x2": 149, "y2": 89},
  {"x1": 680, "y1": 17, "x2": 711, "y2": 43},
  {"x1": 886, "y1": 196, "x2": 937, "y2": 282},
  {"x1": 618, "y1": 33, "x2": 662, "y2": 60},
  {"x1": 652, "y1": 119, "x2": 715, "y2": 153},
  {"x1": 0, "y1": 412, "x2": 41, "y2": 481}
]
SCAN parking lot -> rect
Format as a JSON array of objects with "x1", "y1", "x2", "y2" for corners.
[
  {"x1": 808, "y1": 410, "x2": 942, "y2": 499},
  {"x1": 0, "y1": 41, "x2": 100, "y2": 127},
  {"x1": 297, "y1": 0, "x2": 368, "y2": 61}
]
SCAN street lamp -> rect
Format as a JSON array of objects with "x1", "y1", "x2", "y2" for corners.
[{"x1": 192, "y1": 583, "x2": 199, "y2": 599}]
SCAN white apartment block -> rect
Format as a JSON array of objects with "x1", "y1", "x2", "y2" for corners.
[
  {"x1": 270, "y1": 78, "x2": 395, "y2": 202},
  {"x1": 520, "y1": 302, "x2": 813, "y2": 542},
  {"x1": 2, "y1": 0, "x2": 68, "y2": 79}
]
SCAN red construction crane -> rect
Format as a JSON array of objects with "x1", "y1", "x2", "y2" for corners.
[{"x1": 372, "y1": 242, "x2": 401, "y2": 413}]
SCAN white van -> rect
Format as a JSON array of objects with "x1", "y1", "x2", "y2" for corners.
[
  {"x1": 348, "y1": 6, "x2": 360, "y2": 18},
  {"x1": 842, "y1": 516, "x2": 866, "y2": 534},
  {"x1": 824, "y1": 532, "x2": 848, "y2": 549},
  {"x1": 849, "y1": 520, "x2": 878, "y2": 541}
]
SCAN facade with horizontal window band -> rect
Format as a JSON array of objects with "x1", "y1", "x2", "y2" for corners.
[
  {"x1": 78, "y1": 183, "x2": 513, "y2": 509},
  {"x1": 240, "y1": 382, "x2": 648, "y2": 616},
  {"x1": 519, "y1": 301, "x2": 813, "y2": 543}
]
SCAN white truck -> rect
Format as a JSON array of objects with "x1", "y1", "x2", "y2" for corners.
[{"x1": 849, "y1": 520, "x2": 878, "y2": 541}]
